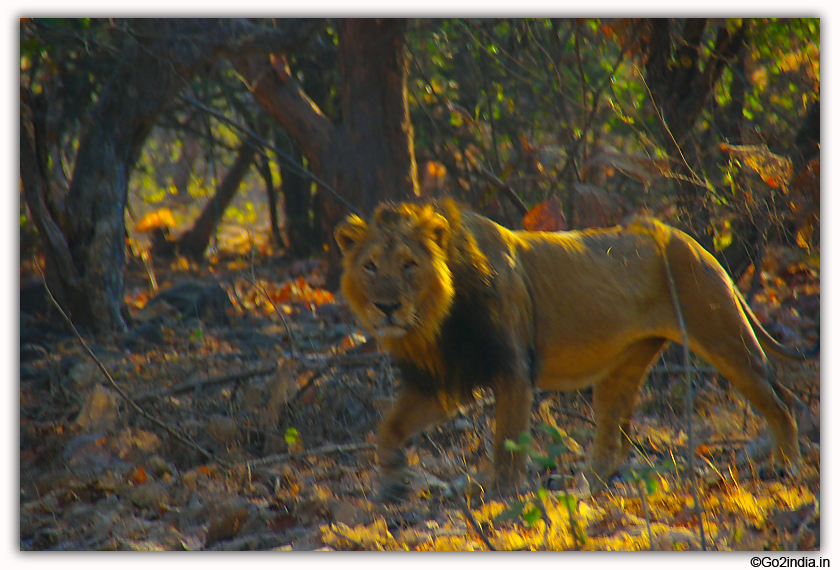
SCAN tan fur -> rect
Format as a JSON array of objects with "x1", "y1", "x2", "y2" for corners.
[{"x1": 335, "y1": 200, "x2": 815, "y2": 495}]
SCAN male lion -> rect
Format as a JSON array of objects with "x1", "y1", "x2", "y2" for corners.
[{"x1": 334, "y1": 200, "x2": 817, "y2": 497}]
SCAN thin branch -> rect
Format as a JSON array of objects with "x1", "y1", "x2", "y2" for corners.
[
  {"x1": 179, "y1": 94, "x2": 363, "y2": 217},
  {"x1": 34, "y1": 256, "x2": 224, "y2": 466},
  {"x1": 454, "y1": 492, "x2": 498, "y2": 551},
  {"x1": 475, "y1": 165, "x2": 529, "y2": 216},
  {"x1": 132, "y1": 363, "x2": 278, "y2": 404},
  {"x1": 658, "y1": 235, "x2": 708, "y2": 551},
  {"x1": 234, "y1": 442, "x2": 376, "y2": 470}
]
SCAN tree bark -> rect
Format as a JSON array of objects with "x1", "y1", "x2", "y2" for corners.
[
  {"x1": 281, "y1": 144, "x2": 316, "y2": 258},
  {"x1": 643, "y1": 18, "x2": 749, "y2": 272},
  {"x1": 236, "y1": 18, "x2": 420, "y2": 286},
  {"x1": 644, "y1": 19, "x2": 746, "y2": 229}
]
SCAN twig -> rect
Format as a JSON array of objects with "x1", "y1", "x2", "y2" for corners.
[
  {"x1": 553, "y1": 407, "x2": 597, "y2": 427},
  {"x1": 475, "y1": 164, "x2": 528, "y2": 217},
  {"x1": 650, "y1": 365, "x2": 717, "y2": 375},
  {"x1": 454, "y1": 493, "x2": 497, "y2": 551},
  {"x1": 659, "y1": 236, "x2": 707, "y2": 551},
  {"x1": 205, "y1": 531, "x2": 295, "y2": 551},
  {"x1": 299, "y1": 352, "x2": 384, "y2": 370},
  {"x1": 33, "y1": 257, "x2": 224, "y2": 466},
  {"x1": 232, "y1": 441, "x2": 376, "y2": 471},
  {"x1": 638, "y1": 481, "x2": 655, "y2": 551},
  {"x1": 243, "y1": 272, "x2": 302, "y2": 359},
  {"x1": 328, "y1": 526, "x2": 367, "y2": 550},
  {"x1": 132, "y1": 363, "x2": 277, "y2": 404},
  {"x1": 633, "y1": 222, "x2": 707, "y2": 550}
]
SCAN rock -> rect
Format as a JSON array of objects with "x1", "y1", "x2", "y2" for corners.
[
  {"x1": 74, "y1": 385, "x2": 120, "y2": 431},
  {"x1": 329, "y1": 500, "x2": 363, "y2": 526},
  {"x1": 126, "y1": 481, "x2": 167, "y2": 509},
  {"x1": 68, "y1": 361, "x2": 102, "y2": 389},
  {"x1": 119, "y1": 322, "x2": 166, "y2": 349},
  {"x1": 205, "y1": 414, "x2": 239, "y2": 446},
  {"x1": 205, "y1": 501, "x2": 249, "y2": 548},
  {"x1": 141, "y1": 280, "x2": 234, "y2": 326},
  {"x1": 147, "y1": 455, "x2": 174, "y2": 478}
]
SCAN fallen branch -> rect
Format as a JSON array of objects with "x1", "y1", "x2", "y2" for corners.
[
  {"x1": 454, "y1": 493, "x2": 497, "y2": 551},
  {"x1": 233, "y1": 441, "x2": 376, "y2": 471},
  {"x1": 133, "y1": 363, "x2": 277, "y2": 404}
]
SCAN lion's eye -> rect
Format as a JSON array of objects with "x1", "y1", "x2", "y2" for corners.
[
  {"x1": 403, "y1": 259, "x2": 418, "y2": 272},
  {"x1": 363, "y1": 260, "x2": 377, "y2": 275}
]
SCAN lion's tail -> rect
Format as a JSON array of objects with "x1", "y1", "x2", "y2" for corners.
[{"x1": 735, "y1": 290, "x2": 820, "y2": 361}]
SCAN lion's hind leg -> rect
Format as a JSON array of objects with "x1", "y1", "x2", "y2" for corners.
[
  {"x1": 691, "y1": 337, "x2": 801, "y2": 475},
  {"x1": 588, "y1": 338, "x2": 666, "y2": 493}
]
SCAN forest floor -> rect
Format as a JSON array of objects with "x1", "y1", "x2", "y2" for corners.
[{"x1": 19, "y1": 231, "x2": 821, "y2": 551}]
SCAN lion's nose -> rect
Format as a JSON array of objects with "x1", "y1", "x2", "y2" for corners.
[{"x1": 374, "y1": 301, "x2": 401, "y2": 316}]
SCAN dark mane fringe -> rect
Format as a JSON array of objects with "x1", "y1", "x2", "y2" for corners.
[{"x1": 396, "y1": 202, "x2": 518, "y2": 402}]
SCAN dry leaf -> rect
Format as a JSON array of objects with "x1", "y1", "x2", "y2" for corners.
[
  {"x1": 523, "y1": 196, "x2": 566, "y2": 231},
  {"x1": 135, "y1": 208, "x2": 176, "y2": 233}
]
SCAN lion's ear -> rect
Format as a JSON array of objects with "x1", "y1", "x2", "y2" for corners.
[
  {"x1": 334, "y1": 215, "x2": 368, "y2": 255},
  {"x1": 419, "y1": 212, "x2": 450, "y2": 251}
]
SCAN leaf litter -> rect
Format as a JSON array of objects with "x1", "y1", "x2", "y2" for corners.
[{"x1": 20, "y1": 242, "x2": 819, "y2": 551}]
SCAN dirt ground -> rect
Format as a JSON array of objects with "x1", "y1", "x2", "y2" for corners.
[{"x1": 19, "y1": 243, "x2": 820, "y2": 551}]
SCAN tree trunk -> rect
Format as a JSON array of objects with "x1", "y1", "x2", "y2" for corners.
[
  {"x1": 23, "y1": 22, "x2": 213, "y2": 333},
  {"x1": 643, "y1": 18, "x2": 748, "y2": 264},
  {"x1": 170, "y1": 136, "x2": 261, "y2": 261},
  {"x1": 281, "y1": 144, "x2": 316, "y2": 258},
  {"x1": 330, "y1": 19, "x2": 419, "y2": 214},
  {"x1": 257, "y1": 150, "x2": 282, "y2": 249},
  {"x1": 236, "y1": 18, "x2": 419, "y2": 286},
  {"x1": 20, "y1": 19, "x2": 322, "y2": 335}
]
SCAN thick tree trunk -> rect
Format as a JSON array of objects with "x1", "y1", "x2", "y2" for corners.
[
  {"x1": 236, "y1": 18, "x2": 419, "y2": 285},
  {"x1": 643, "y1": 18, "x2": 749, "y2": 270},
  {"x1": 331, "y1": 19, "x2": 419, "y2": 213},
  {"x1": 23, "y1": 22, "x2": 212, "y2": 333},
  {"x1": 281, "y1": 144, "x2": 316, "y2": 258}
]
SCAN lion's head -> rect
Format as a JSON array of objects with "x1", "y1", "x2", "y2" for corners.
[{"x1": 334, "y1": 203, "x2": 456, "y2": 345}]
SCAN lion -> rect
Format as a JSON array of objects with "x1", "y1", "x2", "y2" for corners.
[{"x1": 334, "y1": 200, "x2": 818, "y2": 497}]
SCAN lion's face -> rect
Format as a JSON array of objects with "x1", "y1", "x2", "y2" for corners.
[{"x1": 335, "y1": 204, "x2": 454, "y2": 341}]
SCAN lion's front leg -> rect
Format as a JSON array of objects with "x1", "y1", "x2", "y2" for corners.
[
  {"x1": 492, "y1": 378, "x2": 534, "y2": 493},
  {"x1": 377, "y1": 386, "x2": 450, "y2": 500}
]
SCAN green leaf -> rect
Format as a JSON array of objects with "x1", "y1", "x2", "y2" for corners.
[
  {"x1": 533, "y1": 456, "x2": 557, "y2": 469},
  {"x1": 536, "y1": 423, "x2": 566, "y2": 442},
  {"x1": 546, "y1": 442, "x2": 570, "y2": 458},
  {"x1": 522, "y1": 503, "x2": 543, "y2": 526},
  {"x1": 285, "y1": 427, "x2": 301, "y2": 446},
  {"x1": 493, "y1": 500, "x2": 527, "y2": 523},
  {"x1": 556, "y1": 493, "x2": 577, "y2": 511}
]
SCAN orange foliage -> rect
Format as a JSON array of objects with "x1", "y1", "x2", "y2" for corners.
[{"x1": 523, "y1": 196, "x2": 566, "y2": 232}]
